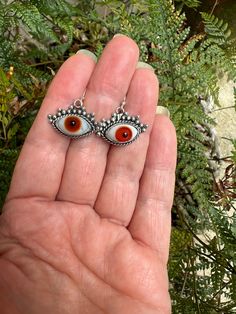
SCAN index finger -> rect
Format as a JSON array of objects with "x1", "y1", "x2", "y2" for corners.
[{"x1": 6, "y1": 51, "x2": 96, "y2": 202}]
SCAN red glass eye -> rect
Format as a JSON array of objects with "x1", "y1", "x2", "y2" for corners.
[
  {"x1": 64, "y1": 116, "x2": 81, "y2": 132},
  {"x1": 115, "y1": 126, "x2": 133, "y2": 142}
]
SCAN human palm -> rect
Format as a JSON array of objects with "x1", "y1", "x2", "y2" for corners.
[{"x1": 0, "y1": 36, "x2": 176, "y2": 314}]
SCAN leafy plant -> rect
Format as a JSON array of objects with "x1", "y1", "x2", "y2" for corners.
[
  {"x1": 0, "y1": 0, "x2": 75, "y2": 84},
  {"x1": 0, "y1": 66, "x2": 46, "y2": 206},
  {"x1": 175, "y1": 0, "x2": 201, "y2": 9},
  {"x1": 0, "y1": 0, "x2": 235, "y2": 312}
]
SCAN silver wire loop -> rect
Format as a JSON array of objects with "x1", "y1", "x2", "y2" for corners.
[
  {"x1": 73, "y1": 90, "x2": 87, "y2": 108},
  {"x1": 73, "y1": 99, "x2": 83, "y2": 108},
  {"x1": 116, "y1": 97, "x2": 126, "y2": 114},
  {"x1": 48, "y1": 91, "x2": 148, "y2": 145}
]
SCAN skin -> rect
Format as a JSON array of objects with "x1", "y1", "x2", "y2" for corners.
[{"x1": 0, "y1": 36, "x2": 177, "y2": 314}]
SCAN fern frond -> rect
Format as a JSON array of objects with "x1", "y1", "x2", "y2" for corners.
[
  {"x1": 201, "y1": 12, "x2": 232, "y2": 45},
  {"x1": 175, "y1": 0, "x2": 201, "y2": 8},
  {"x1": 10, "y1": 3, "x2": 59, "y2": 43},
  {"x1": 30, "y1": 0, "x2": 76, "y2": 17}
]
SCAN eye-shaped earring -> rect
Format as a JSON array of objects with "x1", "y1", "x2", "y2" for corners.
[
  {"x1": 95, "y1": 98, "x2": 148, "y2": 146},
  {"x1": 48, "y1": 92, "x2": 96, "y2": 139}
]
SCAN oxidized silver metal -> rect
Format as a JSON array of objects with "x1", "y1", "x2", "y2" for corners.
[
  {"x1": 95, "y1": 98, "x2": 148, "y2": 146},
  {"x1": 47, "y1": 94, "x2": 148, "y2": 145},
  {"x1": 48, "y1": 96, "x2": 96, "y2": 139}
]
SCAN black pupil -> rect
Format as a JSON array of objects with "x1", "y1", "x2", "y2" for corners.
[
  {"x1": 70, "y1": 120, "x2": 77, "y2": 127},
  {"x1": 123, "y1": 132, "x2": 128, "y2": 138}
]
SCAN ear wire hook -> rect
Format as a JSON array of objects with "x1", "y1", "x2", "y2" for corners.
[
  {"x1": 116, "y1": 96, "x2": 126, "y2": 114},
  {"x1": 74, "y1": 89, "x2": 87, "y2": 108}
]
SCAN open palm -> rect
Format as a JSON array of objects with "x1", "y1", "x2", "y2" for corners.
[{"x1": 0, "y1": 36, "x2": 176, "y2": 314}]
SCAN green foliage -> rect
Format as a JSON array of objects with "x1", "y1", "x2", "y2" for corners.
[
  {"x1": 0, "y1": 0, "x2": 235, "y2": 312},
  {"x1": 0, "y1": 66, "x2": 45, "y2": 206},
  {"x1": 175, "y1": 0, "x2": 201, "y2": 9},
  {"x1": 201, "y1": 12, "x2": 232, "y2": 42},
  {"x1": 0, "y1": 0, "x2": 75, "y2": 84},
  {"x1": 0, "y1": 149, "x2": 19, "y2": 207},
  {"x1": 0, "y1": 69, "x2": 18, "y2": 142},
  {"x1": 231, "y1": 140, "x2": 236, "y2": 164}
]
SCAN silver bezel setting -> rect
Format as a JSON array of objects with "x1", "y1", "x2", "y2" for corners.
[
  {"x1": 95, "y1": 111, "x2": 148, "y2": 146},
  {"x1": 48, "y1": 104, "x2": 96, "y2": 139}
]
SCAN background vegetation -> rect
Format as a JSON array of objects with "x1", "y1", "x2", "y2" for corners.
[{"x1": 0, "y1": 0, "x2": 235, "y2": 312}]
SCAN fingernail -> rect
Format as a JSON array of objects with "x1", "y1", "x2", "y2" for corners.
[
  {"x1": 156, "y1": 106, "x2": 170, "y2": 118},
  {"x1": 76, "y1": 49, "x2": 97, "y2": 62},
  {"x1": 136, "y1": 61, "x2": 154, "y2": 72},
  {"x1": 113, "y1": 33, "x2": 126, "y2": 38}
]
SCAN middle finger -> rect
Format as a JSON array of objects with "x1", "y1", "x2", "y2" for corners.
[{"x1": 57, "y1": 35, "x2": 139, "y2": 205}]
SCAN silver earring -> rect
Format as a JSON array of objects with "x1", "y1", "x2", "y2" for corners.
[
  {"x1": 47, "y1": 91, "x2": 96, "y2": 139},
  {"x1": 95, "y1": 98, "x2": 148, "y2": 146}
]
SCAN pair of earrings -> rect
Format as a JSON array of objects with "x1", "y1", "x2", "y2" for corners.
[{"x1": 48, "y1": 93, "x2": 148, "y2": 146}]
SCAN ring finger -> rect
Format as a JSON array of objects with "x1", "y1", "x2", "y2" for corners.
[{"x1": 94, "y1": 66, "x2": 159, "y2": 226}]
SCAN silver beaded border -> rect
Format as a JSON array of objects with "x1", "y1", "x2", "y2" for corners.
[
  {"x1": 95, "y1": 111, "x2": 148, "y2": 146},
  {"x1": 47, "y1": 104, "x2": 96, "y2": 139}
]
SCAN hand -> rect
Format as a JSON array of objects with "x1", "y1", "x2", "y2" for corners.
[{"x1": 0, "y1": 35, "x2": 176, "y2": 314}]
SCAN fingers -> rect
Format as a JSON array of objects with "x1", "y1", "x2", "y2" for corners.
[
  {"x1": 6, "y1": 52, "x2": 96, "y2": 202},
  {"x1": 129, "y1": 115, "x2": 177, "y2": 264},
  {"x1": 57, "y1": 36, "x2": 139, "y2": 205},
  {"x1": 94, "y1": 67, "x2": 159, "y2": 226}
]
